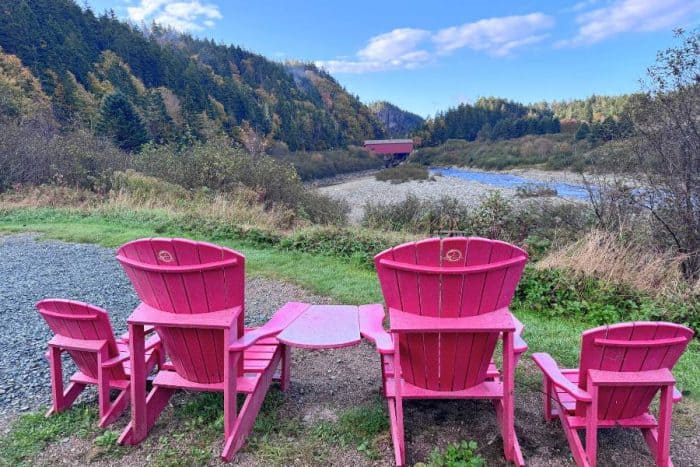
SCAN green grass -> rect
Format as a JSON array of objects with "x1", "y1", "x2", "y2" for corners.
[{"x1": 312, "y1": 399, "x2": 389, "y2": 460}]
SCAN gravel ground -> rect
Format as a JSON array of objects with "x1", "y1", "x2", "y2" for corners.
[{"x1": 0, "y1": 234, "x2": 330, "y2": 418}]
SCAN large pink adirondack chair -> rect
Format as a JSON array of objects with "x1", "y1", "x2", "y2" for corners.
[
  {"x1": 36, "y1": 299, "x2": 163, "y2": 426},
  {"x1": 533, "y1": 322, "x2": 694, "y2": 467},
  {"x1": 115, "y1": 238, "x2": 307, "y2": 461},
  {"x1": 360, "y1": 237, "x2": 529, "y2": 466}
]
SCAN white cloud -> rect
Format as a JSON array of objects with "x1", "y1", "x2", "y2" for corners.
[
  {"x1": 127, "y1": 0, "x2": 222, "y2": 31},
  {"x1": 316, "y1": 15, "x2": 554, "y2": 74},
  {"x1": 559, "y1": 0, "x2": 700, "y2": 47},
  {"x1": 433, "y1": 13, "x2": 555, "y2": 56},
  {"x1": 316, "y1": 28, "x2": 431, "y2": 73}
]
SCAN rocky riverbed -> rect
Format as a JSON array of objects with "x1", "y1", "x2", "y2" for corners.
[{"x1": 318, "y1": 168, "x2": 586, "y2": 223}]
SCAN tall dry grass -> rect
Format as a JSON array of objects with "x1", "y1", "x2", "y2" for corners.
[{"x1": 538, "y1": 229, "x2": 699, "y2": 297}]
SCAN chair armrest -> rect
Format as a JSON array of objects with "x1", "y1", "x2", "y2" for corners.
[
  {"x1": 144, "y1": 334, "x2": 161, "y2": 352},
  {"x1": 103, "y1": 334, "x2": 162, "y2": 368},
  {"x1": 359, "y1": 304, "x2": 393, "y2": 354},
  {"x1": 587, "y1": 368, "x2": 675, "y2": 387},
  {"x1": 48, "y1": 335, "x2": 108, "y2": 353},
  {"x1": 119, "y1": 325, "x2": 155, "y2": 342},
  {"x1": 532, "y1": 352, "x2": 592, "y2": 402},
  {"x1": 511, "y1": 314, "x2": 528, "y2": 355},
  {"x1": 229, "y1": 302, "x2": 310, "y2": 351}
]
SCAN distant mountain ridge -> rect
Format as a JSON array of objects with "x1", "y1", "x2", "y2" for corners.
[
  {"x1": 0, "y1": 0, "x2": 385, "y2": 150},
  {"x1": 368, "y1": 101, "x2": 424, "y2": 138}
]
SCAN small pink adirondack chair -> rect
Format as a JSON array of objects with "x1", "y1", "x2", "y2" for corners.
[
  {"x1": 533, "y1": 322, "x2": 694, "y2": 467},
  {"x1": 36, "y1": 299, "x2": 163, "y2": 427},
  {"x1": 115, "y1": 238, "x2": 307, "y2": 461},
  {"x1": 360, "y1": 237, "x2": 529, "y2": 466}
]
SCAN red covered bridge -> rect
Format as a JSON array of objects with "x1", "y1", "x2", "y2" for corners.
[{"x1": 364, "y1": 139, "x2": 414, "y2": 167}]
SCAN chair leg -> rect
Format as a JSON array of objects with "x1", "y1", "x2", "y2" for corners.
[
  {"x1": 387, "y1": 397, "x2": 405, "y2": 467},
  {"x1": 280, "y1": 345, "x2": 292, "y2": 391},
  {"x1": 585, "y1": 385, "x2": 599, "y2": 467},
  {"x1": 655, "y1": 385, "x2": 674, "y2": 467},
  {"x1": 221, "y1": 355, "x2": 279, "y2": 462},
  {"x1": 46, "y1": 346, "x2": 85, "y2": 416},
  {"x1": 118, "y1": 385, "x2": 175, "y2": 445},
  {"x1": 543, "y1": 375, "x2": 555, "y2": 421},
  {"x1": 98, "y1": 388, "x2": 130, "y2": 427}
]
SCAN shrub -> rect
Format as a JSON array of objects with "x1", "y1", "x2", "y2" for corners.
[
  {"x1": 0, "y1": 121, "x2": 128, "y2": 192},
  {"x1": 375, "y1": 164, "x2": 431, "y2": 184},
  {"x1": 134, "y1": 135, "x2": 348, "y2": 225},
  {"x1": 362, "y1": 192, "x2": 594, "y2": 256},
  {"x1": 515, "y1": 183, "x2": 557, "y2": 198},
  {"x1": 273, "y1": 145, "x2": 383, "y2": 180}
]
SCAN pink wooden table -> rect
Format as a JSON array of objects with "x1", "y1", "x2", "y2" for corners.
[{"x1": 276, "y1": 304, "x2": 361, "y2": 349}]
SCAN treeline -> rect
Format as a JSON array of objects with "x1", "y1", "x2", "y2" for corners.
[
  {"x1": 550, "y1": 95, "x2": 633, "y2": 123},
  {"x1": 0, "y1": 0, "x2": 384, "y2": 151},
  {"x1": 416, "y1": 97, "x2": 561, "y2": 146}
]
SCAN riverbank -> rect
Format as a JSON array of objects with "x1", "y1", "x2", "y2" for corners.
[{"x1": 318, "y1": 167, "x2": 586, "y2": 223}]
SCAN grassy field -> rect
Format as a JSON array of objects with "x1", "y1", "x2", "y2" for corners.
[{"x1": 1, "y1": 207, "x2": 698, "y2": 465}]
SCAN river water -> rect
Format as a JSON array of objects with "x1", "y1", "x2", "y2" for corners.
[{"x1": 431, "y1": 167, "x2": 590, "y2": 200}]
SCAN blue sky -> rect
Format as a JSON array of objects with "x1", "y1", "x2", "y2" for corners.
[{"x1": 86, "y1": 0, "x2": 700, "y2": 117}]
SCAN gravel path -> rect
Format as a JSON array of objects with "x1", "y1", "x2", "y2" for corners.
[{"x1": 0, "y1": 234, "x2": 329, "y2": 418}]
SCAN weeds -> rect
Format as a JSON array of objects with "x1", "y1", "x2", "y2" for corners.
[{"x1": 419, "y1": 440, "x2": 485, "y2": 467}]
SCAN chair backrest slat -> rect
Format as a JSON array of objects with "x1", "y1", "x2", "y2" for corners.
[
  {"x1": 577, "y1": 322, "x2": 693, "y2": 419},
  {"x1": 117, "y1": 238, "x2": 244, "y2": 384},
  {"x1": 375, "y1": 237, "x2": 528, "y2": 391},
  {"x1": 36, "y1": 299, "x2": 125, "y2": 380}
]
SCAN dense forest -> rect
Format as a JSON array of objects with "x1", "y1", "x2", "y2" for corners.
[
  {"x1": 0, "y1": 0, "x2": 385, "y2": 151},
  {"x1": 368, "y1": 101, "x2": 424, "y2": 138},
  {"x1": 416, "y1": 97, "x2": 562, "y2": 145}
]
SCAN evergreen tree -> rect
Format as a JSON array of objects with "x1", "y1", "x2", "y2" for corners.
[{"x1": 97, "y1": 91, "x2": 148, "y2": 151}]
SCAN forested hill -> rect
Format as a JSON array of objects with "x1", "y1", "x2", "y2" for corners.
[
  {"x1": 416, "y1": 97, "x2": 561, "y2": 145},
  {"x1": 0, "y1": 0, "x2": 384, "y2": 151},
  {"x1": 368, "y1": 101, "x2": 424, "y2": 138}
]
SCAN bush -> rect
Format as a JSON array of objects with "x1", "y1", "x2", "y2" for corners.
[
  {"x1": 362, "y1": 192, "x2": 594, "y2": 256},
  {"x1": 134, "y1": 135, "x2": 348, "y2": 225},
  {"x1": 515, "y1": 183, "x2": 557, "y2": 198},
  {"x1": 273, "y1": 145, "x2": 383, "y2": 180},
  {"x1": 0, "y1": 121, "x2": 128, "y2": 192},
  {"x1": 375, "y1": 164, "x2": 431, "y2": 184},
  {"x1": 513, "y1": 267, "x2": 700, "y2": 333}
]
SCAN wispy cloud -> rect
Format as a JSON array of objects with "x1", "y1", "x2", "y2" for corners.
[
  {"x1": 559, "y1": 0, "x2": 700, "y2": 47},
  {"x1": 316, "y1": 28, "x2": 431, "y2": 73},
  {"x1": 127, "y1": 0, "x2": 222, "y2": 31},
  {"x1": 433, "y1": 13, "x2": 555, "y2": 56},
  {"x1": 316, "y1": 14, "x2": 554, "y2": 74}
]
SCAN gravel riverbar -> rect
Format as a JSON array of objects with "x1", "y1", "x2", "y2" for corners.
[{"x1": 318, "y1": 168, "x2": 586, "y2": 223}]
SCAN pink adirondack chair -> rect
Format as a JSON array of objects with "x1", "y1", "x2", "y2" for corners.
[
  {"x1": 114, "y1": 238, "x2": 307, "y2": 461},
  {"x1": 36, "y1": 299, "x2": 163, "y2": 427},
  {"x1": 533, "y1": 322, "x2": 694, "y2": 467},
  {"x1": 360, "y1": 237, "x2": 529, "y2": 466}
]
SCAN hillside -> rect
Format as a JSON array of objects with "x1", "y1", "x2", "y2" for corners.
[
  {"x1": 0, "y1": 0, "x2": 384, "y2": 150},
  {"x1": 368, "y1": 101, "x2": 424, "y2": 138},
  {"x1": 416, "y1": 97, "x2": 561, "y2": 145}
]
